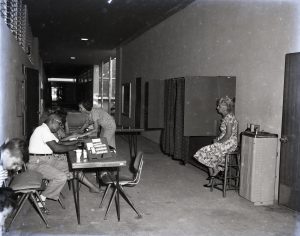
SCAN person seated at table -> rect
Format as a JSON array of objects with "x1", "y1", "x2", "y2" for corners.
[
  {"x1": 70, "y1": 100, "x2": 116, "y2": 149},
  {"x1": 193, "y1": 96, "x2": 238, "y2": 188},
  {"x1": 27, "y1": 113, "x2": 101, "y2": 207},
  {"x1": 0, "y1": 187, "x2": 17, "y2": 233},
  {"x1": 52, "y1": 109, "x2": 101, "y2": 192},
  {"x1": 0, "y1": 138, "x2": 26, "y2": 187}
]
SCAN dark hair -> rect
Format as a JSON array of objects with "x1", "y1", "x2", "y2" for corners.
[
  {"x1": 1, "y1": 138, "x2": 27, "y2": 162},
  {"x1": 44, "y1": 113, "x2": 60, "y2": 124},
  {"x1": 0, "y1": 187, "x2": 17, "y2": 212},
  {"x1": 79, "y1": 100, "x2": 93, "y2": 111},
  {"x1": 39, "y1": 109, "x2": 52, "y2": 125},
  {"x1": 54, "y1": 109, "x2": 67, "y2": 124}
]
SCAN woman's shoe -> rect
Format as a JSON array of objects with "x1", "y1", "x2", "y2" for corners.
[
  {"x1": 203, "y1": 177, "x2": 215, "y2": 189},
  {"x1": 203, "y1": 183, "x2": 212, "y2": 187},
  {"x1": 206, "y1": 176, "x2": 211, "y2": 181}
]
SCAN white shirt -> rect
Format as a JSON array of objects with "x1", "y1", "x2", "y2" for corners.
[{"x1": 29, "y1": 123, "x2": 58, "y2": 154}]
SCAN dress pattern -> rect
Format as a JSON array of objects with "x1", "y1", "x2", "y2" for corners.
[
  {"x1": 89, "y1": 107, "x2": 116, "y2": 148},
  {"x1": 194, "y1": 113, "x2": 238, "y2": 171}
]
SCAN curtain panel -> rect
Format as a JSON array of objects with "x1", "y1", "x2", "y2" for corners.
[{"x1": 161, "y1": 78, "x2": 189, "y2": 163}]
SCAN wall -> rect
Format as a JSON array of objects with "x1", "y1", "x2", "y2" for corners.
[
  {"x1": 119, "y1": 0, "x2": 300, "y2": 143},
  {"x1": 0, "y1": 18, "x2": 38, "y2": 143}
]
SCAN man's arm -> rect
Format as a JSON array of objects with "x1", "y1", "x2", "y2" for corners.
[
  {"x1": 58, "y1": 140, "x2": 78, "y2": 145},
  {"x1": 46, "y1": 140, "x2": 79, "y2": 153},
  {"x1": 66, "y1": 120, "x2": 99, "y2": 139}
]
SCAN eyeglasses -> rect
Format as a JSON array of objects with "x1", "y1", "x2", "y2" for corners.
[{"x1": 53, "y1": 119, "x2": 63, "y2": 126}]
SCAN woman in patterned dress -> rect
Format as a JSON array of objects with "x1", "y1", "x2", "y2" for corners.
[
  {"x1": 194, "y1": 96, "x2": 238, "y2": 187},
  {"x1": 76, "y1": 100, "x2": 117, "y2": 149}
]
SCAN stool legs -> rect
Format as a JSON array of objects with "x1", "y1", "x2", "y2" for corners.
[
  {"x1": 210, "y1": 151, "x2": 240, "y2": 197},
  {"x1": 223, "y1": 155, "x2": 229, "y2": 197}
]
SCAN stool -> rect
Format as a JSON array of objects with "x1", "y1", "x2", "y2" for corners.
[{"x1": 212, "y1": 150, "x2": 240, "y2": 197}]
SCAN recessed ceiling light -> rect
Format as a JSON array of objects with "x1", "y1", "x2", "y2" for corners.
[
  {"x1": 70, "y1": 57, "x2": 76, "y2": 60},
  {"x1": 48, "y1": 78, "x2": 76, "y2": 82},
  {"x1": 108, "y1": 0, "x2": 112, "y2": 4},
  {"x1": 81, "y1": 38, "x2": 89, "y2": 41}
]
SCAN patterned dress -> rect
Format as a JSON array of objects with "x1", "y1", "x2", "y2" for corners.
[
  {"x1": 194, "y1": 113, "x2": 238, "y2": 171},
  {"x1": 89, "y1": 107, "x2": 116, "y2": 149}
]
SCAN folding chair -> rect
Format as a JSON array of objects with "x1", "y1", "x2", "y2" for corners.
[
  {"x1": 99, "y1": 151, "x2": 143, "y2": 219},
  {"x1": 6, "y1": 170, "x2": 50, "y2": 230}
]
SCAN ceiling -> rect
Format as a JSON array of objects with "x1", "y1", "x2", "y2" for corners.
[{"x1": 24, "y1": 0, "x2": 194, "y2": 77}]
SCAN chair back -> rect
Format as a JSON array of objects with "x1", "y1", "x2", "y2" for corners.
[{"x1": 130, "y1": 151, "x2": 143, "y2": 185}]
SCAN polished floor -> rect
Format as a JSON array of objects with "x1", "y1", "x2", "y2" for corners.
[{"x1": 6, "y1": 136, "x2": 300, "y2": 236}]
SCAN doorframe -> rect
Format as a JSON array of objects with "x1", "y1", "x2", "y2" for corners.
[{"x1": 24, "y1": 67, "x2": 40, "y2": 140}]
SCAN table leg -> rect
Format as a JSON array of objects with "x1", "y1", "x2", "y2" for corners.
[
  {"x1": 116, "y1": 168, "x2": 120, "y2": 221},
  {"x1": 132, "y1": 133, "x2": 137, "y2": 158},
  {"x1": 128, "y1": 134, "x2": 133, "y2": 158},
  {"x1": 104, "y1": 188, "x2": 117, "y2": 220},
  {"x1": 71, "y1": 171, "x2": 81, "y2": 224}
]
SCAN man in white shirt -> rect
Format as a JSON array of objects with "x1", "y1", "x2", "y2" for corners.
[{"x1": 28, "y1": 113, "x2": 80, "y2": 202}]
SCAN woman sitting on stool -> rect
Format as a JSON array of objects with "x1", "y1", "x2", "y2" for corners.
[{"x1": 193, "y1": 96, "x2": 238, "y2": 188}]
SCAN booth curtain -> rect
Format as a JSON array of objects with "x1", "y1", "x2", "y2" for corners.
[{"x1": 161, "y1": 78, "x2": 189, "y2": 163}]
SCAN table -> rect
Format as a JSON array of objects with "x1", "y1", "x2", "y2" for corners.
[
  {"x1": 68, "y1": 150, "x2": 126, "y2": 224},
  {"x1": 116, "y1": 126, "x2": 144, "y2": 158}
]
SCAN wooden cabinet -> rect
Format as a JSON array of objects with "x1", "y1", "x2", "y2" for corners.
[{"x1": 240, "y1": 132, "x2": 278, "y2": 205}]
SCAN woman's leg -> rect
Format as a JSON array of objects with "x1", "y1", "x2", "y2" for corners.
[
  {"x1": 208, "y1": 167, "x2": 213, "y2": 177},
  {"x1": 78, "y1": 172, "x2": 101, "y2": 193},
  {"x1": 204, "y1": 167, "x2": 220, "y2": 187},
  {"x1": 212, "y1": 168, "x2": 220, "y2": 177}
]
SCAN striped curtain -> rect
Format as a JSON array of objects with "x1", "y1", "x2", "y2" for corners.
[{"x1": 161, "y1": 78, "x2": 189, "y2": 164}]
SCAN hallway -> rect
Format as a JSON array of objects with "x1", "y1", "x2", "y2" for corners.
[{"x1": 7, "y1": 136, "x2": 299, "y2": 236}]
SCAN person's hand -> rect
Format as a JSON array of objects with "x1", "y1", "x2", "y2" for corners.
[
  {"x1": 64, "y1": 133, "x2": 80, "y2": 141},
  {"x1": 76, "y1": 141, "x2": 85, "y2": 149}
]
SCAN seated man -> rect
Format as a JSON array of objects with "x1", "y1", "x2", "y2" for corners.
[
  {"x1": 28, "y1": 113, "x2": 100, "y2": 205},
  {"x1": 28, "y1": 113, "x2": 81, "y2": 204},
  {"x1": 0, "y1": 138, "x2": 26, "y2": 187}
]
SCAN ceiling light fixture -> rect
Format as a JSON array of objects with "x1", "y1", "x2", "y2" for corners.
[
  {"x1": 48, "y1": 78, "x2": 76, "y2": 82},
  {"x1": 108, "y1": 0, "x2": 112, "y2": 4},
  {"x1": 81, "y1": 38, "x2": 89, "y2": 41},
  {"x1": 70, "y1": 56, "x2": 76, "y2": 60}
]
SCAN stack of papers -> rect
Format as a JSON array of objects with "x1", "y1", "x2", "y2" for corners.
[{"x1": 86, "y1": 138, "x2": 108, "y2": 154}]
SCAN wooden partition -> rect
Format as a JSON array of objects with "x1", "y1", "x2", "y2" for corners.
[{"x1": 184, "y1": 76, "x2": 236, "y2": 136}]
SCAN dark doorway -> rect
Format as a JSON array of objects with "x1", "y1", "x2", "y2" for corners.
[
  {"x1": 25, "y1": 68, "x2": 39, "y2": 140},
  {"x1": 144, "y1": 82, "x2": 149, "y2": 129},
  {"x1": 279, "y1": 52, "x2": 300, "y2": 212},
  {"x1": 135, "y1": 77, "x2": 142, "y2": 128}
]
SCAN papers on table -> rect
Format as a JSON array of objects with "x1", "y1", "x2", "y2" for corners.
[{"x1": 86, "y1": 139, "x2": 109, "y2": 154}]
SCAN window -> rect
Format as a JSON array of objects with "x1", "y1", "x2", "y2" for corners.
[
  {"x1": 0, "y1": 0, "x2": 32, "y2": 58},
  {"x1": 99, "y1": 57, "x2": 116, "y2": 115}
]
